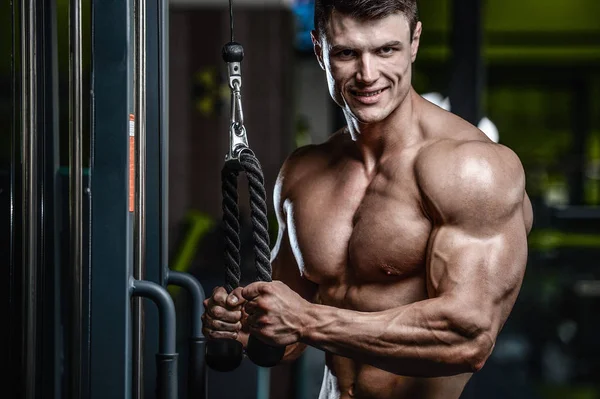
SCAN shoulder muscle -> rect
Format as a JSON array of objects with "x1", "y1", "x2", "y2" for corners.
[
  {"x1": 273, "y1": 143, "x2": 330, "y2": 219},
  {"x1": 415, "y1": 140, "x2": 526, "y2": 233}
]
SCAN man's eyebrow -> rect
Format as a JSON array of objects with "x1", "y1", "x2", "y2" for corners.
[
  {"x1": 378, "y1": 40, "x2": 404, "y2": 49},
  {"x1": 329, "y1": 41, "x2": 404, "y2": 53},
  {"x1": 329, "y1": 44, "x2": 351, "y2": 53}
]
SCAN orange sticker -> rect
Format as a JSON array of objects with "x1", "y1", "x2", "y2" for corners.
[{"x1": 129, "y1": 114, "x2": 135, "y2": 212}]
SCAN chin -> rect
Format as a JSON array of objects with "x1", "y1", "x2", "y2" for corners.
[
  {"x1": 355, "y1": 116, "x2": 381, "y2": 125},
  {"x1": 351, "y1": 108, "x2": 389, "y2": 125}
]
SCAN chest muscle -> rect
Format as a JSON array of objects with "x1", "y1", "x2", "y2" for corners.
[{"x1": 286, "y1": 168, "x2": 431, "y2": 288}]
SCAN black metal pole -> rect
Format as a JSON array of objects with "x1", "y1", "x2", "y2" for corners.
[
  {"x1": 448, "y1": 0, "x2": 484, "y2": 126},
  {"x1": 131, "y1": 280, "x2": 176, "y2": 354},
  {"x1": 9, "y1": 1, "x2": 20, "y2": 398},
  {"x1": 69, "y1": 0, "x2": 84, "y2": 397},
  {"x1": 167, "y1": 272, "x2": 204, "y2": 341},
  {"x1": 569, "y1": 79, "x2": 590, "y2": 206},
  {"x1": 21, "y1": 0, "x2": 39, "y2": 397},
  {"x1": 159, "y1": 0, "x2": 169, "y2": 286},
  {"x1": 40, "y1": 0, "x2": 62, "y2": 396},
  {"x1": 133, "y1": 0, "x2": 148, "y2": 396},
  {"x1": 131, "y1": 279, "x2": 178, "y2": 399},
  {"x1": 167, "y1": 271, "x2": 207, "y2": 399},
  {"x1": 90, "y1": 0, "x2": 136, "y2": 396}
]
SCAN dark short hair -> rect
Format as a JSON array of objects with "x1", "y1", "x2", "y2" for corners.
[{"x1": 314, "y1": 0, "x2": 419, "y2": 41}]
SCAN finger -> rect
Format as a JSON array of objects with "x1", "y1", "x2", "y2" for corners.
[
  {"x1": 243, "y1": 299, "x2": 261, "y2": 315},
  {"x1": 202, "y1": 313, "x2": 242, "y2": 332},
  {"x1": 241, "y1": 282, "x2": 268, "y2": 301},
  {"x1": 206, "y1": 305, "x2": 243, "y2": 323},
  {"x1": 227, "y1": 287, "x2": 246, "y2": 309},
  {"x1": 212, "y1": 286, "x2": 229, "y2": 305},
  {"x1": 203, "y1": 289, "x2": 226, "y2": 310},
  {"x1": 203, "y1": 328, "x2": 238, "y2": 341}
]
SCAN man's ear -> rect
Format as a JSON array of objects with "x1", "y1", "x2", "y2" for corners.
[
  {"x1": 311, "y1": 30, "x2": 326, "y2": 70},
  {"x1": 411, "y1": 21, "x2": 422, "y2": 63}
]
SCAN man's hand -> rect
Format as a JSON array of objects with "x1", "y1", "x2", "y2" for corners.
[
  {"x1": 242, "y1": 281, "x2": 311, "y2": 347},
  {"x1": 202, "y1": 286, "x2": 249, "y2": 347}
]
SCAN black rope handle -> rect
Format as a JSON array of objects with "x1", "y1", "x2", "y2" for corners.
[
  {"x1": 242, "y1": 154, "x2": 272, "y2": 283},
  {"x1": 204, "y1": 163, "x2": 245, "y2": 373},
  {"x1": 222, "y1": 167, "x2": 241, "y2": 292},
  {"x1": 236, "y1": 153, "x2": 286, "y2": 367},
  {"x1": 221, "y1": 153, "x2": 272, "y2": 290},
  {"x1": 205, "y1": 152, "x2": 285, "y2": 372}
]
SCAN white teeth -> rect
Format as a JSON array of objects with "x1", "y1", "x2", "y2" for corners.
[{"x1": 355, "y1": 89, "x2": 382, "y2": 97}]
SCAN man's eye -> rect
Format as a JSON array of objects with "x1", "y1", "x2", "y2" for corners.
[
  {"x1": 380, "y1": 47, "x2": 394, "y2": 55},
  {"x1": 337, "y1": 49, "x2": 354, "y2": 57}
]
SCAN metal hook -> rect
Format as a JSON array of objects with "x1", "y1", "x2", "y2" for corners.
[{"x1": 224, "y1": 46, "x2": 252, "y2": 164}]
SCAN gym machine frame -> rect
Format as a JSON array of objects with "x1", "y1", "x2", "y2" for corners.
[{"x1": 91, "y1": 1, "x2": 206, "y2": 398}]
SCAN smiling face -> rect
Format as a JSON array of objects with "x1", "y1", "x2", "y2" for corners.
[{"x1": 312, "y1": 12, "x2": 421, "y2": 125}]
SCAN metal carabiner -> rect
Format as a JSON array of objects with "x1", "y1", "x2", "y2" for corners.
[{"x1": 223, "y1": 42, "x2": 252, "y2": 164}]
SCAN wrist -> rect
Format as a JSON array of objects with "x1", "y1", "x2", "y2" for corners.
[{"x1": 299, "y1": 302, "x2": 324, "y2": 344}]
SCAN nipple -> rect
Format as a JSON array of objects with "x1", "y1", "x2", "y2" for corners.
[{"x1": 381, "y1": 264, "x2": 396, "y2": 277}]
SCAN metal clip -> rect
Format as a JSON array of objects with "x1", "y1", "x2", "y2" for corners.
[{"x1": 225, "y1": 61, "x2": 252, "y2": 164}]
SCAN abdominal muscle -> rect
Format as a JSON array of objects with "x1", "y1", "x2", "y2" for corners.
[
  {"x1": 318, "y1": 354, "x2": 471, "y2": 399},
  {"x1": 319, "y1": 354, "x2": 417, "y2": 399}
]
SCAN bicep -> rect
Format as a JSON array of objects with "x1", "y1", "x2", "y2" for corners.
[{"x1": 426, "y1": 213, "x2": 528, "y2": 334}]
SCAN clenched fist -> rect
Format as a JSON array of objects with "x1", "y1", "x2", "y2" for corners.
[
  {"x1": 241, "y1": 280, "x2": 311, "y2": 347},
  {"x1": 202, "y1": 286, "x2": 249, "y2": 347}
]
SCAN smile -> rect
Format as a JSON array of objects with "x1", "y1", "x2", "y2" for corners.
[
  {"x1": 351, "y1": 88, "x2": 387, "y2": 96},
  {"x1": 350, "y1": 87, "x2": 388, "y2": 104}
]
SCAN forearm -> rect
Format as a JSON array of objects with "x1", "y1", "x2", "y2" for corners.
[{"x1": 300, "y1": 298, "x2": 494, "y2": 377}]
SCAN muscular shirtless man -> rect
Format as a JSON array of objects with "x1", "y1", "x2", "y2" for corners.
[{"x1": 202, "y1": 1, "x2": 533, "y2": 398}]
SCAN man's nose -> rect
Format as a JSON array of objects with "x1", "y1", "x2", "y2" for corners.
[{"x1": 356, "y1": 54, "x2": 379, "y2": 85}]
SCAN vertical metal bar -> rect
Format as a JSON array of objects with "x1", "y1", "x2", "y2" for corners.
[
  {"x1": 21, "y1": 0, "x2": 38, "y2": 397},
  {"x1": 90, "y1": 0, "x2": 135, "y2": 396},
  {"x1": 569, "y1": 79, "x2": 590, "y2": 206},
  {"x1": 448, "y1": 0, "x2": 484, "y2": 125},
  {"x1": 133, "y1": 0, "x2": 147, "y2": 397},
  {"x1": 159, "y1": 0, "x2": 169, "y2": 286},
  {"x1": 142, "y1": 1, "x2": 160, "y2": 393},
  {"x1": 69, "y1": 0, "x2": 83, "y2": 396},
  {"x1": 10, "y1": 1, "x2": 21, "y2": 399},
  {"x1": 38, "y1": 0, "x2": 62, "y2": 396}
]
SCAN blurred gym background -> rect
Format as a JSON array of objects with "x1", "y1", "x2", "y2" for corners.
[{"x1": 1, "y1": 0, "x2": 599, "y2": 398}]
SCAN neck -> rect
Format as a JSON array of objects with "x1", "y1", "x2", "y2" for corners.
[{"x1": 345, "y1": 88, "x2": 422, "y2": 170}]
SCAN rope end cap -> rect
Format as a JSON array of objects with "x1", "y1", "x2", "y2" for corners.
[{"x1": 223, "y1": 42, "x2": 244, "y2": 62}]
